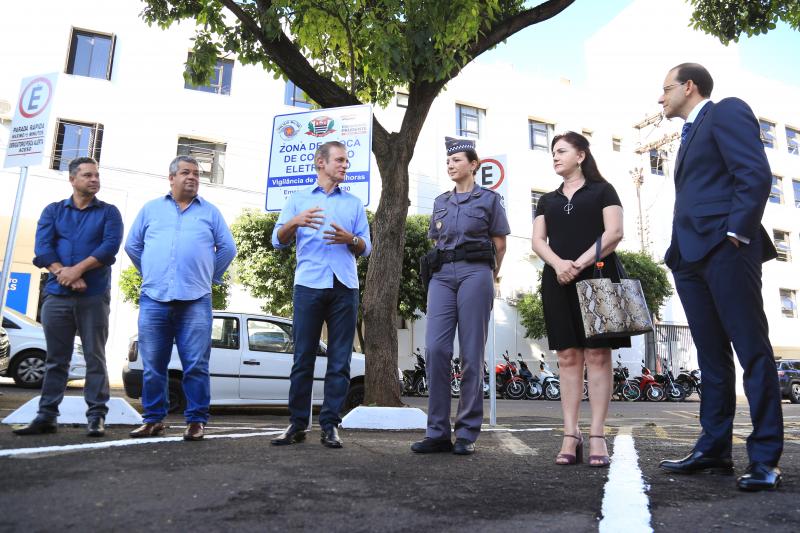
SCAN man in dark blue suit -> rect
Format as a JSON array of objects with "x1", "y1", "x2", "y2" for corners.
[{"x1": 657, "y1": 63, "x2": 783, "y2": 491}]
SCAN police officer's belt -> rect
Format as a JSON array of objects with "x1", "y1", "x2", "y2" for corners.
[
  {"x1": 438, "y1": 248, "x2": 468, "y2": 263},
  {"x1": 439, "y1": 241, "x2": 494, "y2": 264}
]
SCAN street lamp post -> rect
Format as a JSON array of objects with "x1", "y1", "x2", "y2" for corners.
[{"x1": 630, "y1": 167, "x2": 645, "y2": 252}]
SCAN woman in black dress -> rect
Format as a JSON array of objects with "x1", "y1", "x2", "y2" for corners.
[{"x1": 532, "y1": 131, "x2": 626, "y2": 467}]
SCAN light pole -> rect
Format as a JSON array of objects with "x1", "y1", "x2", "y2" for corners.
[{"x1": 630, "y1": 167, "x2": 645, "y2": 252}]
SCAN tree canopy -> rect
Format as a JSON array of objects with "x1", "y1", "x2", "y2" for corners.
[{"x1": 690, "y1": 0, "x2": 800, "y2": 44}]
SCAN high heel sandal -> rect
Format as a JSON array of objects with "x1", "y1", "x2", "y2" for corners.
[
  {"x1": 589, "y1": 435, "x2": 610, "y2": 467},
  {"x1": 555, "y1": 434, "x2": 583, "y2": 465}
]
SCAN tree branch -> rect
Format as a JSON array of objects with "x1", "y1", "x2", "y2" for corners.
[{"x1": 216, "y1": 0, "x2": 390, "y2": 150}]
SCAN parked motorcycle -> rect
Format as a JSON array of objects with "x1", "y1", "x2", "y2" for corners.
[
  {"x1": 538, "y1": 359, "x2": 561, "y2": 401},
  {"x1": 613, "y1": 356, "x2": 641, "y2": 401},
  {"x1": 401, "y1": 347, "x2": 428, "y2": 396},
  {"x1": 676, "y1": 368, "x2": 702, "y2": 398},
  {"x1": 483, "y1": 361, "x2": 491, "y2": 398},
  {"x1": 516, "y1": 355, "x2": 543, "y2": 400},
  {"x1": 496, "y1": 351, "x2": 526, "y2": 400},
  {"x1": 450, "y1": 357, "x2": 461, "y2": 398},
  {"x1": 655, "y1": 358, "x2": 686, "y2": 402},
  {"x1": 637, "y1": 363, "x2": 665, "y2": 401}
]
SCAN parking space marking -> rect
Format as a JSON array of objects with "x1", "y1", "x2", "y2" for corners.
[
  {"x1": 497, "y1": 432, "x2": 538, "y2": 456},
  {"x1": 0, "y1": 430, "x2": 284, "y2": 458},
  {"x1": 599, "y1": 427, "x2": 652, "y2": 533},
  {"x1": 481, "y1": 427, "x2": 552, "y2": 433},
  {"x1": 665, "y1": 410, "x2": 697, "y2": 419}
]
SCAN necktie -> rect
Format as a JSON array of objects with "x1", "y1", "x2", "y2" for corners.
[{"x1": 680, "y1": 122, "x2": 693, "y2": 145}]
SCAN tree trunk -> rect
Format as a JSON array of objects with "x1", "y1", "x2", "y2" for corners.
[{"x1": 362, "y1": 141, "x2": 412, "y2": 407}]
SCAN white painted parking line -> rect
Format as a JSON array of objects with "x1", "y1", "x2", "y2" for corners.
[
  {"x1": 665, "y1": 410, "x2": 697, "y2": 419},
  {"x1": 599, "y1": 428, "x2": 652, "y2": 533},
  {"x1": 0, "y1": 430, "x2": 284, "y2": 458},
  {"x1": 497, "y1": 433, "x2": 538, "y2": 456},
  {"x1": 481, "y1": 427, "x2": 552, "y2": 433}
]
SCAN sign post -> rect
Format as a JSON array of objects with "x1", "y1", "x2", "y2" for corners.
[
  {"x1": 479, "y1": 155, "x2": 507, "y2": 426},
  {"x1": 1, "y1": 73, "x2": 58, "y2": 316}
]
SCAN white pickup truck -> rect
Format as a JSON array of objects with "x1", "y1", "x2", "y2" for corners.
[{"x1": 122, "y1": 311, "x2": 365, "y2": 413}]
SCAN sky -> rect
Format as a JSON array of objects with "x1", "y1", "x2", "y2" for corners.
[{"x1": 478, "y1": 0, "x2": 800, "y2": 88}]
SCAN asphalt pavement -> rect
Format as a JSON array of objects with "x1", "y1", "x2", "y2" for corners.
[{"x1": 0, "y1": 382, "x2": 797, "y2": 532}]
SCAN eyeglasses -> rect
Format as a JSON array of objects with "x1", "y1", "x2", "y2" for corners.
[{"x1": 662, "y1": 81, "x2": 686, "y2": 94}]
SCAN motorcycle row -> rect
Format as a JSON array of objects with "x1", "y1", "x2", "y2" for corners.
[{"x1": 402, "y1": 348, "x2": 702, "y2": 403}]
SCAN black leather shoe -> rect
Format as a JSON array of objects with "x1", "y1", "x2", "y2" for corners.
[
  {"x1": 453, "y1": 438, "x2": 475, "y2": 455},
  {"x1": 737, "y1": 463, "x2": 782, "y2": 491},
  {"x1": 13, "y1": 417, "x2": 57, "y2": 436},
  {"x1": 87, "y1": 417, "x2": 105, "y2": 437},
  {"x1": 320, "y1": 426, "x2": 343, "y2": 448},
  {"x1": 659, "y1": 451, "x2": 733, "y2": 474},
  {"x1": 271, "y1": 424, "x2": 307, "y2": 446},
  {"x1": 411, "y1": 437, "x2": 453, "y2": 454}
]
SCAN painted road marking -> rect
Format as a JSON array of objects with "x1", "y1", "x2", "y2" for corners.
[
  {"x1": 599, "y1": 427, "x2": 652, "y2": 533},
  {"x1": 0, "y1": 430, "x2": 285, "y2": 458},
  {"x1": 481, "y1": 427, "x2": 552, "y2": 432},
  {"x1": 497, "y1": 432, "x2": 538, "y2": 456},
  {"x1": 665, "y1": 410, "x2": 697, "y2": 419}
]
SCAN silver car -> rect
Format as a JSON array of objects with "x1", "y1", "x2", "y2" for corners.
[{"x1": 1, "y1": 308, "x2": 86, "y2": 388}]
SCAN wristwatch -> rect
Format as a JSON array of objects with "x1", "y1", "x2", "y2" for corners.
[{"x1": 351, "y1": 235, "x2": 360, "y2": 247}]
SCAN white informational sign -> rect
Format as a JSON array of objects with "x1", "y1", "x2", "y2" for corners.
[
  {"x1": 478, "y1": 154, "x2": 508, "y2": 209},
  {"x1": 266, "y1": 104, "x2": 373, "y2": 211},
  {"x1": 3, "y1": 73, "x2": 59, "y2": 169}
]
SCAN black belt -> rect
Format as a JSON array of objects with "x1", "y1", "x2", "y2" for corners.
[{"x1": 439, "y1": 248, "x2": 468, "y2": 263}]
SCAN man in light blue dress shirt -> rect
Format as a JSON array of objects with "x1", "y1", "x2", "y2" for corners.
[
  {"x1": 270, "y1": 141, "x2": 371, "y2": 449},
  {"x1": 124, "y1": 155, "x2": 236, "y2": 441}
]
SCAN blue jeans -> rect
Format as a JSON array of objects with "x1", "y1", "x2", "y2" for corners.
[
  {"x1": 138, "y1": 294, "x2": 212, "y2": 423},
  {"x1": 289, "y1": 279, "x2": 358, "y2": 430}
]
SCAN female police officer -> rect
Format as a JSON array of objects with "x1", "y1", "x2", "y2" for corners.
[{"x1": 411, "y1": 137, "x2": 510, "y2": 455}]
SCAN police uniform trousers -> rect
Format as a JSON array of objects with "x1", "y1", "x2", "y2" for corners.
[{"x1": 425, "y1": 260, "x2": 494, "y2": 442}]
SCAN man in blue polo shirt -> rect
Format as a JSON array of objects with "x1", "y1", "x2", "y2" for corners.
[
  {"x1": 14, "y1": 157, "x2": 123, "y2": 437},
  {"x1": 270, "y1": 141, "x2": 371, "y2": 449},
  {"x1": 125, "y1": 155, "x2": 236, "y2": 441}
]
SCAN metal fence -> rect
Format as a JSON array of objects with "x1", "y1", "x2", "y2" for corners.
[{"x1": 645, "y1": 323, "x2": 695, "y2": 374}]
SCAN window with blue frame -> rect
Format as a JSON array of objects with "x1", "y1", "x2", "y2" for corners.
[
  {"x1": 649, "y1": 149, "x2": 665, "y2": 176},
  {"x1": 787, "y1": 126, "x2": 799, "y2": 155},
  {"x1": 184, "y1": 55, "x2": 234, "y2": 95},
  {"x1": 529, "y1": 120, "x2": 552, "y2": 152},
  {"x1": 780, "y1": 289, "x2": 797, "y2": 318},
  {"x1": 770, "y1": 175, "x2": 784, "y2": 204},
  {"x1": 456, "y1": 104, "x2": 484, "y2": 139},
  {"x1": 793, "y1": 180, "x2": 800, "y2": 208},
  {"x1": 531, "y1": 190, "x2": 545, "y2": 221},
  {"x1": 759, "y1": 119, "x2": 776, "y2": 149},
  {"x1": 773, "y1": 230, "x2": 792, "y2": 262},
  {"x1": 66, "y1": 29, "x2": 115, "y2": 80},
  {"x1": 50, "y1": 119, "x2": 103, "y2": 171},
  {"x1": 284, "y1": 81, "x2": 313, "y2": 108}
]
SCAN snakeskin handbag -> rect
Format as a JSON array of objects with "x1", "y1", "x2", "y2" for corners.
[{"x1": 576, "y1": 238, "x2": 653, "y2": 340}]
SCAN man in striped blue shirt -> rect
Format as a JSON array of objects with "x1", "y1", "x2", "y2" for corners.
[{"x1": 270, "y1": 141, "x2": 371, "y2": 449}]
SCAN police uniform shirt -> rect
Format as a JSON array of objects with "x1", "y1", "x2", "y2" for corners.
[{"x1": 429, "y1": 185, "x2": 510, "y2": 249}]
